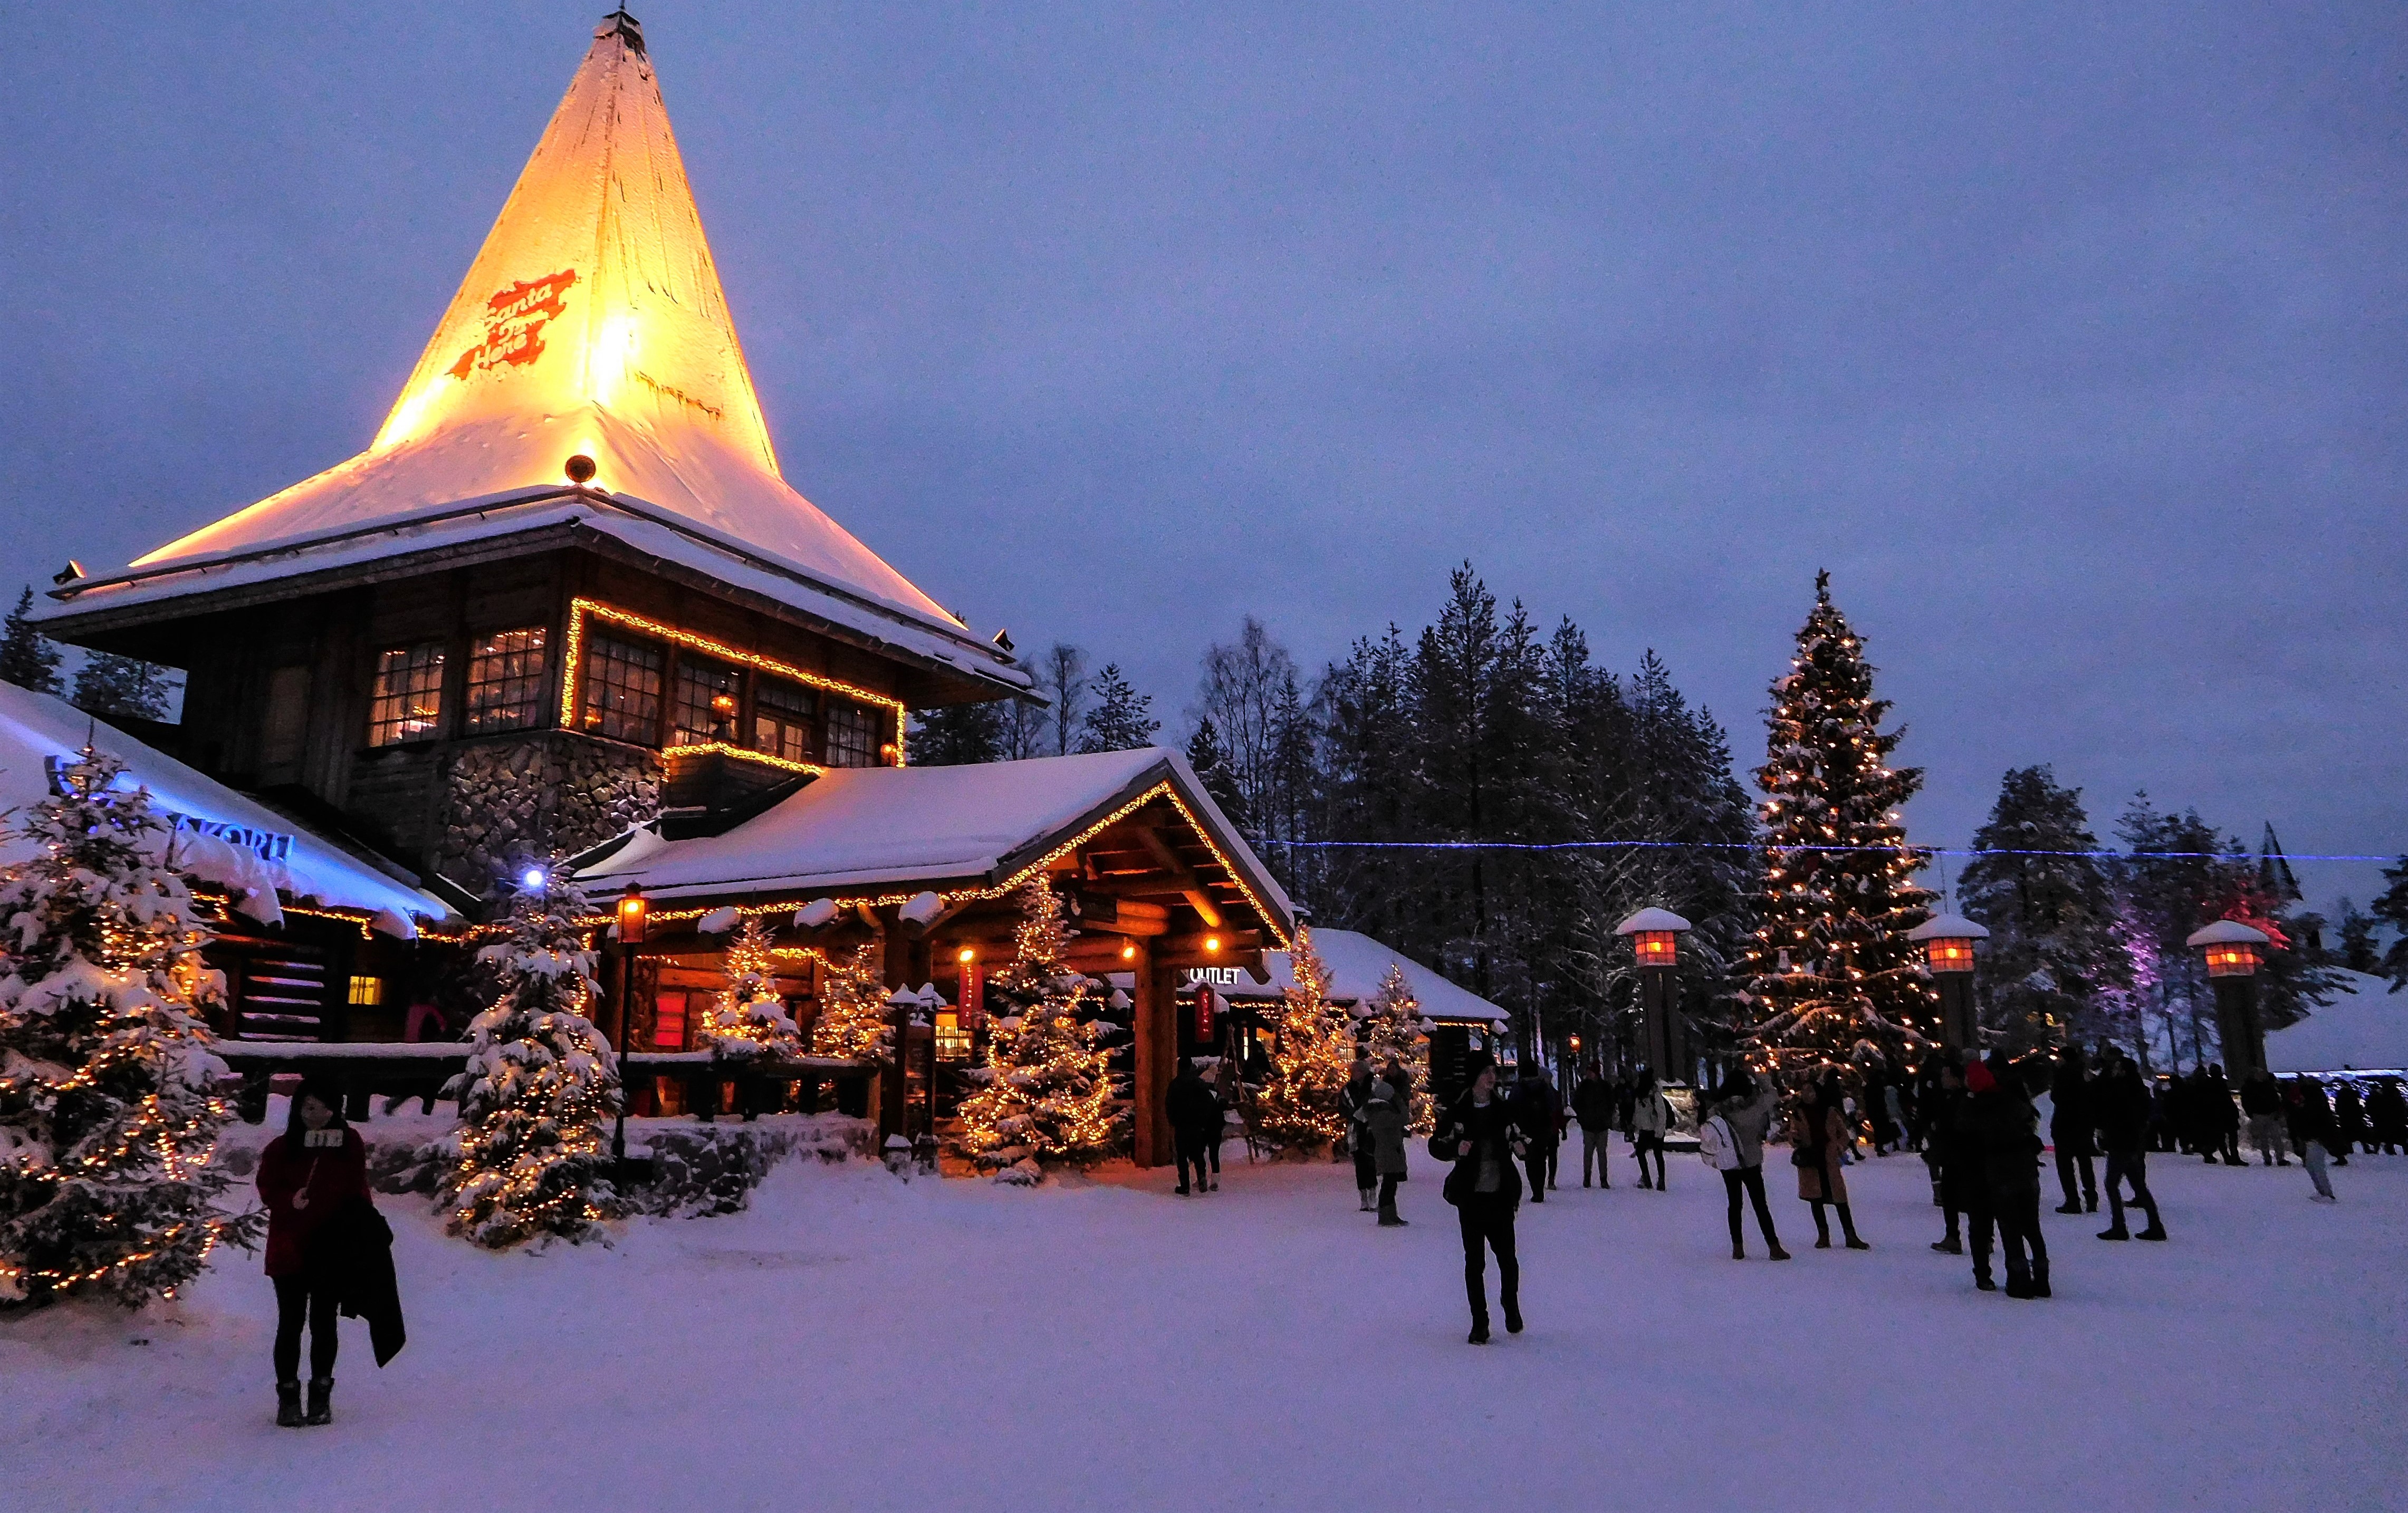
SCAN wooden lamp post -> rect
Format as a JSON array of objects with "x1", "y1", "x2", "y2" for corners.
[
  {"x1": 1616, "y1": 908, "x2": 1692, "y2": 1083},
  {"x1": 2188, "y1": 919, "x2": 2272, "y2": 1080},
  {"x1": 610, "y1": 883, "x2": 647, "y2": 1170},
  {"x1": 1907, "y1": 912, "x2": 1989, "y2": 1053}
]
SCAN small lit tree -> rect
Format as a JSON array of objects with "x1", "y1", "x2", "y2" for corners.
[
  {"x1": 1361, "y1": 963, "x2": 1435, "y2": 1134},
  {"x1": 808, "y1": 940, "x2": 891, "y2": 1064},
  {"x1": 442, "y1": 863, "x2": 621, "y2": 1248},
  {"x1": 695, "y1": 917, "x2": 801, "y2": 1058},
  {"x1": 0, "y1": 748, "x2": 257, "y2": 1307},
  {"x1": 953, "y1": 878, "x2": 1123, "y2": 1170},
  {"x1": 1259, "y1": 925, "x2": 1354, "y2": 1152}
]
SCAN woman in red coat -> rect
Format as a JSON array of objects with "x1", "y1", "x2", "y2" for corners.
[{"x1": 255, "y1": 1080, "x2": 369, "y2": 1427}]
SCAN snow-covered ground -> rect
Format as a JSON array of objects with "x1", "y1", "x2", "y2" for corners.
[{"x1": 6, "y1": 1132, "x2": 2403, "y2": 1513}]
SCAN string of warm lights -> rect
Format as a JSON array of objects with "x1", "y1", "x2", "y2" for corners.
[
  {"x1": 808, "y1": 940, "x2": 890, "y2": 1063},
  {"x1": 1257, "y1": 924, "x2": 1354, "y2": 1150},
  {"x1": 694, "y1": 916, "x2": 804, "y2": 1056},
  {"x1": 1361, "y1": 963, "x2": 1436, "y2": 1135},
  {"x1": 952, "y1": 878, "x2": 1123, "y2": 1168}
]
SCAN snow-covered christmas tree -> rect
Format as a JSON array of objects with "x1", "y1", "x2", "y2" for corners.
[
  {"x1": 0, "y1": 748, "x2": 256, "y2": 1307},
  {"x1": 1259, "y1": 924, "x2": 1354, "y2": 1151},
  {"x1": 1958, "y1": 765, "x2": 2131, "y2": 1052},
  {"x1": 1741, "y1": 572, "x2": 1935, "y2": 1073},
  {"x1": 953, "y1": 878, "x2": 1122, "y2": 1171},
  {"x1": 695, "y1": 917, "x2": 801, "y2": 1058},
  {"x1": 808, "y1": 940, "x2": 890, "y2": 1063},
  {"x1": 443, "y1": 862, "x2": 621, "y2": 1248},
  {"x1": 1360, "y1": 963, "x2": 1434, "y2": 1134}
]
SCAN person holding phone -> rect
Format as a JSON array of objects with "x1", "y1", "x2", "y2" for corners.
[
  {"x1": 1432, "y1": 1055, "x2": 1528, "y2": 1344},
  {"x1": 255, "y1": 1080, "x2": 370, "y2": 1426}
]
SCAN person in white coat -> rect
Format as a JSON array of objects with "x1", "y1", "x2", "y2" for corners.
[{"x1": 1630, "y1": 1068, "x2": 1673, "y2": 1191}]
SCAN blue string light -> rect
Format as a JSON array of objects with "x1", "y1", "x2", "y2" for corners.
[{"x1": 1246, "y1": 838, "x2": 2396, "y2": 863}]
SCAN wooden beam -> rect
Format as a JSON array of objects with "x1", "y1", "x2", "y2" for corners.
[
  {"x1": 1130, "y1": 941, "x2": 1175, "y2": 1169},
  {"x1": 1131, "y1": 826, "x2": 1224, "y2": 929}
]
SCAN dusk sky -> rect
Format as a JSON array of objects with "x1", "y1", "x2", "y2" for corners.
[{"x1": 6, "y1": 3, "x2": 2401, "y2": 913}]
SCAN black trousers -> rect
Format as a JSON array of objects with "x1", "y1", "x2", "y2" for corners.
[
  {"x1": 1523, "y1": 1145, "x2": 1556, "y2": 1199},
  {"x1": 2103, "y1": 1146, "x2": 2159, "y2": 1230},
  {"x1": 1176, "y1": 1135, "x2": 1211, "y2": 1191},
  {"x1": 1634, "y1": 1134, "x2": 1666, "y2": 1187},
  {"x1": 1963, "y1": 1192, "x2": 1996, "y2": 1281},
  {"x1": 1722, "y1": 1165, "x2": 1779, "y2": 1248},
  {"x1": 1456, "y1": 1196, "x2": 1519, "y2": 1323},
  {"x1": 1993, "y1": 1183, "x2": 2048, "y2": 1280},
  {"x1": 273, "y1": 1274, "x2": 340, "y2": 1382},
  {"x1": 1377, "y1": 1172, "x2": 1402, "y2": 1220},
  {"x1": 2054, "y1": 1146, "x2": 2096, "y2": 1207},
  {"x1": 1204, "y1": 1132, "x2": 1223, "y2": 1173}
]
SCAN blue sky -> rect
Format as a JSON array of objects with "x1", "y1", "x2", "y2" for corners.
[{"x1": 5, "y1": 3, "x2": 2401, "y2": 914}]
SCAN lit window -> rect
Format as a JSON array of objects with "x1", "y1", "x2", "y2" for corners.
[
  {"x1": 580, "y1": 633, "x2": 665, "y2": 745},
  {"x1": 671, "y1": 656, "x2": 742, "y2": 748},
  {"x1": 464, "y1": 628, "x2": 550, "y2": 733},
  {"x1": 753, "y1": 678, "x2": 817, "y2": 763},
  {"x1": 347, "y1": 976, "x2": 383, "y2": 1006},
  {"x1": 367, "y1": 644, "x2": 446, "y2": 746},
  {"x1": 823, "y1": 700, "x2": 879, "y2": 768},
  {"x1": 934, "y1": 1009, "x2": 971, "y2": 1062}
]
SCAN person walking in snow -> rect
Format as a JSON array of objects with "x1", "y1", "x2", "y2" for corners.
[
  {"x1": 1433, "y1": 1055, "x2": 1528, "y2": 1344},
  {"x1": 2239, "y1": 1067, "x2": 2289, "y2": 1167},
  {"x1": 256, "y1": 1080, "x2": 373, "y2": 1427},
  {"x1": 2284, "y1": 1076, "x2": 2341, "y2": 1203},
  {"x1": 1516, "y1": 1064, "x2": 1562, "y2": 1200},
  {"x1": 2332, "y1": 1082, "x2": 2369, "y2": 1161},
  {"x1": 1571, "y1": 1064, "x2": 1617, "y2": 1189},
  {"x1": 2050, "y1": 1045, "x2": 2099, "y2": 1215},
  {"x1": 1706, "y1": 1070, "x2": 1788, "y2": 1260},
  {"x1": 1363, "y1": 1073, "x2": 1411, "y2": 1226},
  {"x1": 1630, "y1": 1068, "x2": 1674, "y2": 1191},
  {"x1": 2093, "y1": 1048, "x2": 2167, "y2": 1243},
  {"x1": 2366, "y1": 1077, "x2": 2407, "y2": 1155},
  {"x1": 2205, "y1": 1064, "x2": 2244, "y2": 1165},
  {"x1": 1788, "y1": 1073, "x2": 1867, "y2": 1251},
  {"x1": 1341, "y1": 1057, "x2": 1379, "y2": 1212},
  {"x1": 1970, "y1": 1054, "x2": 2049, "y2": 1298},
  {"x1": 1166, "y1": 1058, "x2": 1222, "y2": 1196}
]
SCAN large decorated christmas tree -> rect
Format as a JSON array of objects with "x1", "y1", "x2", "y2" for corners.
[
  {"x1": 443, "y1": 864, "x2": 622, "y2": 1247},
  {"x1": 808, "y1": 940, "x2": 891, "y2": 1064},
  {"x1": 0, "y1": 748, "x2": 257, "y2": 1307},
  {"x1": 1258, "y1": 925, "x2": 1355, "y2": 1151},
  {"x1": 1360, "y1": 963, "x2": 1434, "y2": 1133},
  {"x1": 1741, "y1": 573, "x2": 1935, "y2": 1072},
  {"x1": 695, "y1": 917, "x2": 802, "y2": 1058},
  {"x1": 953, "y1": 878, "x2": 1122, "y2": 1171}
]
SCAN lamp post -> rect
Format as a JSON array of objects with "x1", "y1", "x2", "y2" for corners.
[
  {"x1": 1616, "y1": 908, "x2": 1692, "y2": 1083},
  {"x1": 2187, "y1": 919, "x2": 2272, "y2": 1080},
  {"x1": 610, "y1": 884, "x2": 647, "y2": 1170},
  {"x1": 1906, "y1": 912, "x2": 1990, "y2": 1054}
]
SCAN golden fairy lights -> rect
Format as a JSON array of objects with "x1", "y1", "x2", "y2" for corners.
[
  {"x1": 694, "y1": 916, "x2": 804, "y2": 1056},
  {"x1": 1256, "y1": 925, "x2": 1354, "y2": 1150},
  {"x1": 952, "y1": 878, "x2": 1123, "y2": 1168},
  {"x1": 807, "y1": 940, "x2": 889, "y2": 1063}
]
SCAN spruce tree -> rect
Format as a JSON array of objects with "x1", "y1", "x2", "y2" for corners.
[
  {"x1": 807, "y1": 940, "x2": 890, "y2": 1062},
  {"x1": 909, "y1": 701, "x2": 1006, "y2": 766},
  {"x1": 0, "y1": 748, "x2": 257, "y2": 1307},
  {"x1": 1360, "y1": 964, "x2": 1434, "y2": 1133},
  {"x1": 1957, "y1": 766, "x2": 2129, "y2": 1052},
  {"x1": 2332, "y1": 898, "x2": 2380, "y2": 976},
  {"x1": 443, "y1": 864, "x2": 621, "y2": 1248},
  {"x1": 1258, "y1": 925, "x2": 1355, "y2": 1151},
  {"x1": 2373, "y1": 858, "x2": 2408, "y2": 990},
  {"x1": 953, "y1": 879, "x2": 1121, "y2": 1170},
  {"x1": 1185, "y1": 717, "x2": 1250, "y2": 830},
  {"x1": 1742, "y1": 572, "x2": 1935, "y2": 1072},
  {"x1": 1075, "y1": 663, "x2": 1160, "y2": 753},
  {"x1": 0, "y1": 586, "x2": 63, "y2": 694},
  {"x1": 695, "y1": 917, "x2": 802, "y2": 1057},
  {"x1": 70, "y1": 653, "x2": 173, "y2": 722}
]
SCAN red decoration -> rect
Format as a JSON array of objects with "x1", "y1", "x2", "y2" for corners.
[{"x1": 1195, "y1": 985, "x2": 1216, "y2": 1042}]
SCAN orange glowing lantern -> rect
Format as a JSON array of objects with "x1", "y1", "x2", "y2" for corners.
[
  {"x1": 616, "y1": 884, "x2": 648, "y2": 946},
  {"x1": 1615, "y1": 908, "x2": 1692, "y2": 967},
  {"x1": 2188, "y1": 919, "x2": 2269, "y2": 979},
  {"x1": 1907, "y1": 913, "x2": 1988, "y2": 975}
]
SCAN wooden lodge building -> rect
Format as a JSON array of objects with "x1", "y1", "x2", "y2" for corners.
[{"x1": 31, "y1": 9, "x2": 1297, "y2": 1167}]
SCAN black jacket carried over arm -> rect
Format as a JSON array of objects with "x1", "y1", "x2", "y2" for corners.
[{"x1": 309, "y1": 1194, "x2": 406, "y2": 1367}]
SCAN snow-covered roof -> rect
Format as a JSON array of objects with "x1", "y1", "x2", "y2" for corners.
[
  {"x1": 576, "y1": 748, "x2": 1293, "y2": 934},
  {"x1": 1908, "y1": 913, "x2": 1991, "y2": 941},
  {"x1": 1616, "y1": 907, "x2": 1693, "y2": 935},
  {"x1": 39, "y1": 13, "x2": 1027, "y2": 700},
  {"x1": 2265, "y1": 970, "x2": 2408, "y2": 1074},
  {"x1": 1203, "y1": 928, "x2": 1504, "y2": 1026},
  {"x1": 0, "y1": 683, "x2": 450, "y2": 930},
  {"x1": 2187, "y1": 919, "x2": 2271, "y2": 948}
]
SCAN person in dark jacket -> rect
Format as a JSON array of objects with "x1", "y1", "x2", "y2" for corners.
[
  {"x1": 1925, "y1": 1058, "x2": 1992, "y2": 1279},
  {"x1": 1969, "y1": 1054, "x2": 2049, "y2": 1298},
  {"x1": 1166, "y1": 1059, "x2": 1221, "y2": 1197},
  {"x1": 1570, "y1": 1065, "x2": 1617, "y2": 1189},
  {"x1": 2049, "y1": 1045, "x2": 2098, "y2": 1214},
  {"x1": 2366, "y1": 1077, "x2": 2408, "y2": 1155},
  {"x1": 2093, "y1": 1049, "x2": 2167, "y2": 1242},
  {"x1": 1363, "y1": 1075, "x2": 1411, "y2": 1226},
  {"x1": 1340, "y1": 1058, "x2": 1378, "y2": 1211},
  {"x1": 2204, "y1": 1064, "x2": 2243, "y2": 1165},
  {"x1": 2239, "y1": 1068, "x2": 2289, "y2": 1166},
  {"x1": 1516, "y1": 1064, "x2": 1562, "y2": 1200},
  {"x1": 2284, "y1": 1076, "x2": 2340, "y2": 1202},
  {"x1": 1433, "y1": 1056, "x2": 1528, "y2": 1344},
  {"x1": 2332, "y1": 1082, "x2": 2369, "y2": 1161},
  {"x1": 256, "y1": 1080, "x2": 372, "y2": 1426}
]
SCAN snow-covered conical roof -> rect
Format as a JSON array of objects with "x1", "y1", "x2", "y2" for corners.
[{"x1": 51, "y1": 11, "x2": 1025, "y2": 695}]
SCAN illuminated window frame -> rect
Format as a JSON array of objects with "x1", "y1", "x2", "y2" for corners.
[
  {"x1": 347, "y1": 975, "x2": 384, "y2": 1006},
  {"x1": 823, "y1": 699, "x2": 878, "y2": 768},
  {"x1": 463, "y1": 627, "x2": 551, "y2": 734},
  {"x1": 671, "y1": 655, "x2": 742, "y2": 748},
  {"x1": 367, "y1": 643, "x2": 446, "y2": 747},
  {"x1": 558, "y1": 598, "x2": 905, "y2": 770},
  {"x1": 754, "y1": 677, "x2": 817, "y2": 764}
]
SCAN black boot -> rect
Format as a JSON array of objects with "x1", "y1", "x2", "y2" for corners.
[
  {"x1": 2003, "y1": 1270, "x2": 2033, "y2": 1299},
  {"x1": 2084, "y1": 1193, "x2": 2097, "y2": 1213},
  {"x1": 1467, "y1": 1316, "x2": 1490, "y2": 1345},
  {"x1": 304, "y1": 1377, "x2": 332, "y2": 1427},
  {"x1": 1503, "y1": 1293, "x2": 1523, "y2": 1335},
  {"x1": 2032, "y1": 1259, "x2": 2051, "y2": 1298},
  {"x1": 1839, "y1": 1205, "x2": 1869, "y2": 1250},
  {"x1": 275, "y1": 1381, "x2": 303, "y2": 1428}
]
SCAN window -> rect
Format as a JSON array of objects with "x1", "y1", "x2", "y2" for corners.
[
  {"x1": 653, "y1": 990, "x2": 689, "y2": 1051},
  {"x1": 753, "y1": 678, "x2": 817, "y2": 763},
  {"x1": 579, "y1": 633, "x2": 665, "y2": 744},
  {"x1": 934, "y1": 1009, "x2": 971, "y2": 1062},
  {"x1": 367, "y1": 644, "x2": 446, "y2": 746},
  {"x1": 823, "y1": 699, "x2": 880, "y2": 768},
  {"x1": 671, "y1": 655, "x2": 742, "y2": 748},
  {"x1": 464, "y1": 628, "x2": 550, "y2": 733},
  {"x1": 262, "y1": 666, "x2": 311, "y2": 767},
  {"x1": 347, "y1": 975, "x2": 383, "y2": 1007}
]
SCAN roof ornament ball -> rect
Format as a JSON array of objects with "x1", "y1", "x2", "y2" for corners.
[{"x1": 564, "y1": 454, "x2": 598, "y2": 484}]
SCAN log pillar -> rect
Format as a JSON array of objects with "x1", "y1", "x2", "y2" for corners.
[{"x1": 1131, "y1": 942, "x2": 1177, "y2": 1168}]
